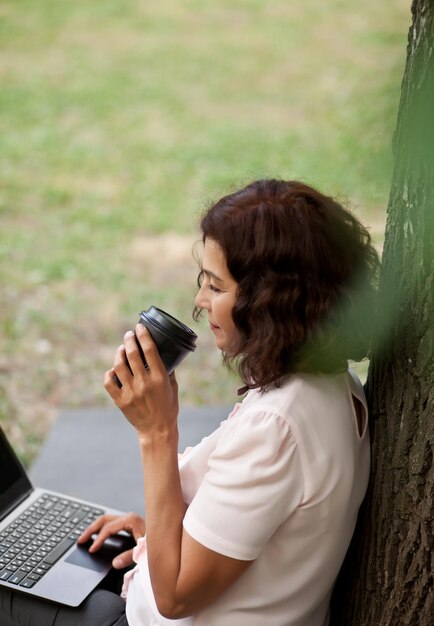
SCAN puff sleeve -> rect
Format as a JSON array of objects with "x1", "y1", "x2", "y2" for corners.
[{"x1": 182, "y1": 409, "x2": 303, "y2": 561}]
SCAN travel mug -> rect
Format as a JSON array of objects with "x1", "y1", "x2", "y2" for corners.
[
  {"x1": 114, "y1": 306, "x2": 197, "y2": 386},
  {"x1": 137, "y1": 306, "x2": 197, "y2": 374}
]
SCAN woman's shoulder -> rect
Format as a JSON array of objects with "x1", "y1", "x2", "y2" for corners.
[
  {"x1": 237, "y1": 371, "x2": 366, "y2": 451},
  {"x1": 242, "y1": 371, "x2": 350, "y2": 416}
]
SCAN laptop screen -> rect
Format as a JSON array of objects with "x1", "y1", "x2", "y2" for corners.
[{"x1": 0, "y1": 427, "x2": 32, "y2": 521}]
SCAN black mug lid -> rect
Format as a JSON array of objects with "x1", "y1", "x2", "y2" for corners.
[{"x1": 139, "y1": 307, "x2": 197, "y2": 352}]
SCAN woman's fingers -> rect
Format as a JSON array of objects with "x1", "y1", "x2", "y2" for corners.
[
  {"x1": 134, "y1": 324, "x2": 166, "y2": 376},
  {"x1": 77, "y1": 513, "x2": 145, "y2": 553},
  {"x1": 77, "y1": 514, "x2": 118, "y2": 544},
  {"x1": 103, "y1": 344, "x2": 133, "y2": 393},
  {"x1": 104, "y1": 368, "x2": 121, "y2": 393},
  {"x1": 105, "y1": 324, "x2": 168, "y2": 393},
  {"x1": 88, "y1": 519, "x2": 128, "y2": 552},
  {"x1": 123, "y1": 330, "x2": 148, "y2": 376},
  {"x1": 108, "y1": 325, "x2": 167, "y2": 385},
  {"x1": 105, "y1": 324, "x2": 179, "y2": 434},
  {"x1": 105, "y1": 340, "x2": 138, "y2": 392},
  {"x1": 112, "y1": 547, "x2": 135, "y2": 569},
  {"x1": 113, "y1": 344, "x2": 132, "y2": 383}
]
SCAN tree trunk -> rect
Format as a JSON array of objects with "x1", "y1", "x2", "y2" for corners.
[{"x1": 331, "y1": 1, "x2": 434, "y2": 624}]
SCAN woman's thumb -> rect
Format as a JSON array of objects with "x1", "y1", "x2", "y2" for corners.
[{"x1": 112, "y1": 548, "x2": 134, "y2": 569}]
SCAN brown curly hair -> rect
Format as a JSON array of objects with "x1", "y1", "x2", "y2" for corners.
[{"x1": 194, "y1": 179, "x2": 380, "y2": 390}]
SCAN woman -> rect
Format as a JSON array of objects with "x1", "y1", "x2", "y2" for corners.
[{"x1": 0, "y1": 179, "x2": 379, "y2": 625}]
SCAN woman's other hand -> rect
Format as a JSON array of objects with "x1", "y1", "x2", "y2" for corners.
[
  {"x1": 77, "y1": 512, "x2": 145, "y2": 569},
  {"x1": 104, "y1": 324, "x2": 179, "y2": 438}
]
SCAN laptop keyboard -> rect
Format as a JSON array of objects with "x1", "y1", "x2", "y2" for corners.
[{"x1": 0, "y1": 493, "x2": 104, "y2": 589}]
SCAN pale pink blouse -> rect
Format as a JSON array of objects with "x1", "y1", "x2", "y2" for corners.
[{"x1": 123, "y1": 372, "x2": 369, "y2": 626}]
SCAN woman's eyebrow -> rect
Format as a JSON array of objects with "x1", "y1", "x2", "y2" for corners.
[{"x1": 202, "y1": 268, "x2": 224, "y2": 283}]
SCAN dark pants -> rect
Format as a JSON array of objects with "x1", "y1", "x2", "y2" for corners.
[{"x1": 0, "y1": 569, "x2": 129, "y2": 626}]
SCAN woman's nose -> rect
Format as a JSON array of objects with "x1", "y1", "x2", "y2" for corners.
[{"x1": 195, "y1": 284, "x2": 210, "y2": 310}]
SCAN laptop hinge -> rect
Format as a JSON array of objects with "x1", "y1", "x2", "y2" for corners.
[{"x1": 0, "y1": 486, "x2": 34, "y2": 524}]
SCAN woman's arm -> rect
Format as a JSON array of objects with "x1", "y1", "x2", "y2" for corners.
[
  {"x1": 138, "y1": 429, "x2": 252, "y2": 618},
  {"x1": 105, "y1": 324, "x2": 252, "y2": 619}
]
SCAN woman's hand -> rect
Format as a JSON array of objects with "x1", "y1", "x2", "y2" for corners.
[
  {"x1": 77, "y1": 513, "x2": 145, "y2": 569},
  {"x1": 104, "y1": 324, "x2": 179, "y2": 437}
]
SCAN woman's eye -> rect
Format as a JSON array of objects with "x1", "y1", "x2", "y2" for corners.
[{"x1": 209, "y1": 284, "x2": 222, "y2": 293}]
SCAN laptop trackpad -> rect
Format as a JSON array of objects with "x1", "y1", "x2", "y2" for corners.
[
  {"x1": 65, "y1": 534, "x2": 136, "y2": 572},
  {"x1": 65, "y1": 546, "x2": 109, "y2": 572}
]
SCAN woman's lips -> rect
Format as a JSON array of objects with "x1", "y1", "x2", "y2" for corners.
[{"x1": 209, "y1": 322, "x2": 220, "y2": 332}]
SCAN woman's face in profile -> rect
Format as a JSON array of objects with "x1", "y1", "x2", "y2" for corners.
[{"x1": 194, "y1": 238, "x2": 239, "y2": 352}]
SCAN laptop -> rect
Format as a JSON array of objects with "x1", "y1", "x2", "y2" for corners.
[{"x1": 0, "y1": 425, "x2": 135, "y2": 606}]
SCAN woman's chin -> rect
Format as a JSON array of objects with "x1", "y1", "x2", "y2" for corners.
[
  {"x1": 213, "y1": 335, "x2": 228, "y2": 351},
  {"x1": 214, "y1": 338, "x2": 225, "y2": 350}
]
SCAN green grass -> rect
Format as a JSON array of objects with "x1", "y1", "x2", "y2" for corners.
[{"x1": 0, "y1": 0, "x2": 410, "y2": 462}]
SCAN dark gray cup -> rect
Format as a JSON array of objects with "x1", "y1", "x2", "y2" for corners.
[
  {"x1": 137, "y1": 306, "x2": 197, "y2": 373},
  {"x1": 114, "y1": 307, "x2": 197, "y2": 387}
]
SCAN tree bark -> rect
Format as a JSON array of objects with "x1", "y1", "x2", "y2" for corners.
[{"x1": 332, "y1": 1, "x2": 434, "y2": 624}]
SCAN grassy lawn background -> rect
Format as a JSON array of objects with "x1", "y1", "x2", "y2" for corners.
[{"x1": 0, "y1": 0, "x2": 410, "y2": 464}]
